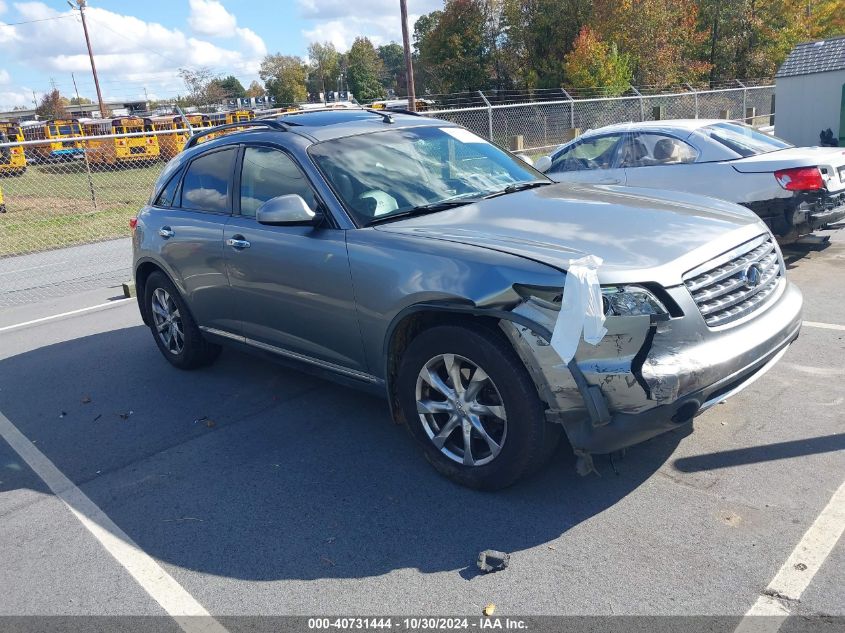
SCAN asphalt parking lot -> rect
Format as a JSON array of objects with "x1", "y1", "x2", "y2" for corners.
[{"x1": 0, "y1": 228, "x2": 843, "y2": 627}]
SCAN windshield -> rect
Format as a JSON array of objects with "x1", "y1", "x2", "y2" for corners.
[
  {"x1": 308, "y1": 126, "x2": 547, "y2": 225},
  {"x1": 701, "y1": 122, "x2": 792, "y2": 157}
]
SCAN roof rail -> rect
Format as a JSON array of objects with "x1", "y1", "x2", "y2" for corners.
[
  {"x1": 364, "y1": 108, "x2": 394, "y2": 124},
  {"x1": 184, "y1": 119, "x2": 288, "y2": 150}
]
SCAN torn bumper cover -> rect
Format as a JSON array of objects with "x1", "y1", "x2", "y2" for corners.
[{"x1": 501, "y1": 279, "x2": 803, "y2": 455}]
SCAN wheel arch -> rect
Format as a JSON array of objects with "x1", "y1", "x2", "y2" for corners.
[{"x1": 382, "y1": 302, "x2": 553, "y2": 424}]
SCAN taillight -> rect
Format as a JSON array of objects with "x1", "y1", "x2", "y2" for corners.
[
  {"x1": 774, "y1": 167, "x2": 824, "y2": 191},
  {"x1": 129, "y1": 217, "x2": 138, "y2": 230}
]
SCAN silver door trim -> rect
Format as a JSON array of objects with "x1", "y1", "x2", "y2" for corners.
[{"x1": 200, "y1": 326, "x2": 382, "y2": 385}]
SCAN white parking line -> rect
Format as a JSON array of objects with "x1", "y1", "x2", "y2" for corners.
[
  {"x1": 0, "y1": 299, "x2": 132, "y2": 334},
  {"x1": 803, "y1": 321, "x2": 845, "y2": 332},
  {"x1": 0, "y1": 410, "x2": 229, "y2": 633},
  {"x1": 736, "y1": 478, "x2": 845, "y2": 630}
]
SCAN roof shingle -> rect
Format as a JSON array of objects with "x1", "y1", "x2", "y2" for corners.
[{"x1": 776, "y1": 35, "x2": 845, "y2": 78}]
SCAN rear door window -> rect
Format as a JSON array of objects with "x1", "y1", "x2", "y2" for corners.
[
  {"x1": 180, "y1": 148, "x2": 237, "y2": 213},
  {"x1": 619, "y1": 133, "x2": 699, "y2": 167}
]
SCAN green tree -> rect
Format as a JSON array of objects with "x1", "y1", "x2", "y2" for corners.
[
  {"x1": 178, "y1": 66, "x2": 226, "y2": 106},
  {"x1": 259, "y1": 54, "x2": 308, "y2": 105},
  {"x1": 68, "y1": 96, "x2": 92, "y2": 105},
  {"x1": 562, "y1": 26, "x2": 632, "y2": 95},
  {"x1": 377, "y1": 42, "x2": 406, "y2": 94},
  {"x1": 213, "y1": 75, "x2": 246, "y2": 99},
  {"x1": 307, "y1": 41, "x2": 340, "y2": 100},
  {"x1": 346, "y1": 37, "x2": 384, "y2": 102},
  {"x1": 35, "y1": 89, "x2": 67, "y2": 119},
  {"x1": 416, "y1": 0, "x2": 488, "y2": 94}
]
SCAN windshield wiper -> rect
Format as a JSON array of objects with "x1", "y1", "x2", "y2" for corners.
[
  {"x1": 366, "y1": 199, "x2": 481, "y2": 226},
  {"x1": 484, "y1": 180, "x2": 552, "y2": 199}
]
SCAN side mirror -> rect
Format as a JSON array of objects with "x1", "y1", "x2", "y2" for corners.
[
  {"x1": 516, "y1": 153, "x2": 533, "y2": 166},
  {"x1": 534, "y1": 156, "x2": 552, "y2": 173},
  {"x1": 256, "y1": 194, "x2": 321, "y2": 226}
]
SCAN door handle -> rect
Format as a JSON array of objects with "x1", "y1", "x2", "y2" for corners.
[
  {"x1": 227, "y1": 236, "x2": 251, "y2": 250},
  {"x1": 158, "y1": 226, "x2": 174, "y2": 239}
]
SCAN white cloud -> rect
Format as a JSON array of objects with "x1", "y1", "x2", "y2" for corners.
[
  {"x1": 298, "y1": 0, "x2": 440, "y2": 51},
  {"x1": 188, "y1": 0, "x2": 237, "y2": 38},
  {"x1": 0, "y1": 1, "x2": 7, "y2": 15},
  {"x1": 0, "y1": 87, "x2": 33, "y2": 109},
  {"x1": 0, "y1": 68, "x2": 9, "y2": 84},
  {"x1": 0, "y1": 2, "x2": 267, "y2": 104}
]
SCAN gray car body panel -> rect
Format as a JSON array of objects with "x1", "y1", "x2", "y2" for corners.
[{"x1": 133, "y1": 111, "x2": 804, "y2": 457}]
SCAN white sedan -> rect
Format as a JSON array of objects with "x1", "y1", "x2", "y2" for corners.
[{"x1": 534, "y1": 120, "x2": 845, "y2": 242}]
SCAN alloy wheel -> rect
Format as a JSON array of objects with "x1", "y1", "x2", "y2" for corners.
[{"x1": 150, "y1": 288, "x2": 184, "y2": 355}]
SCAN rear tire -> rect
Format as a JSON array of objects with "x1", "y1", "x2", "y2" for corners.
[
  {"x1": 144, "y1": 271, "x2": 221, "y2": 370},
  {"x1": 397, "y1": 324, "x2": 561, "y2": 490}
]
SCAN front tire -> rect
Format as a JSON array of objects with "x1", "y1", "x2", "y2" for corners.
[
  {"x1": 397, "y1": 324, "x2": 561, "y2": 490},
  {"x1": 144, "y1": 271, "x2": 221, "y2": 369}
]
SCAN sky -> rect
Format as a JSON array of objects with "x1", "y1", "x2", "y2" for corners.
[{"x1": 0, "y1": 0, "x2": 441, "y2": 110}]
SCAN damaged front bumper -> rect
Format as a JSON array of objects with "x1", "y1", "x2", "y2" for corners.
[{"x1": 501, "y1": 279, "x2": 803, "y2": 455}]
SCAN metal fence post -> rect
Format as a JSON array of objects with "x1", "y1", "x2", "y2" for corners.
[
  {"x1": 685, "y1": 83, "x2": 699, "y2": 119},
  {"x1": 478, "y1": 90, "x2": 493, "y2": 141},
  {"x1": 736, "y1": 79, "x2": 747, "y2": 122},
  {"x1": 560, "y1": 87, "x2": 575, "y2": 130},
  {"x1": 630, "y1": 85, "x2": 644, "y2": 121}
]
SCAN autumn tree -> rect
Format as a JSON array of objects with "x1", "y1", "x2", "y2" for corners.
[
  {"x1": 246, "y1": 80, "x2": 265, "y2": 98},
  {"x1": 346, "y1": 37, "x2": 384, "y2": 102},
  {"x1": 592, "y1": 0, "x2": 709, "y2": 87},
  {"x1": 178, "y1": 67, "x2": 226, "y2": 106},
  {"x1": 259, "y1": 54, "x2": 308, "y2": 105},
  {"x1": 36, "y1": 90, "x2": 68, "y2": 119},
  {"x1": 563, "y1": 26, "x2": 632, "y2": 95}
]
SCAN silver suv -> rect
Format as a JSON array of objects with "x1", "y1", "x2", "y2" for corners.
[{"x1": 132, "y1": 110, "x2": 803, "y2": 489}]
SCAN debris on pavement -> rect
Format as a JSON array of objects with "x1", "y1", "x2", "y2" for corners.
[
  {"x1": 92, "y1": 414, "x2": 102, "y2": 422},
  {"x1": 483, "y1": 604, "x2": 496, "y2": 617},
  {"x1": 118, "y1": 411, "x2": 133, "y2": 420},
  {"x1": 194, "y1": 415, "x2": 216, "y2": 427},
  {"x1": 320, "y1": 556, "x2": 336, "y2": 567},
  {"x1": 477, "y1": 550, "x2": 510, "y2": 573},
  {"x1": 59, "y1": 411, "x2": 67, "y2": 418},
  {"x1": 81, "y1": 396, "x2": 92, "y2": 404}
]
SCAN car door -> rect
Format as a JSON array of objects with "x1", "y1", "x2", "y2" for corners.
[
  {"x1": 620, "y1": 131, "x2": 704, "y2": 194},
  {"x1": 223, "y1": 144, "x2": 368, "y2": 372},
  {"x1": 153, "y1": 146, "x2": 238, "y2": 333},
  {"x1": 546, "y1": 133, "x2": 627, "y2": 185}
]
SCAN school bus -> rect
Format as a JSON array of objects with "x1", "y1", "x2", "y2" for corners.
[
  {"x1": 0, "y1": 121, "x2": 27, "y2": 176},
  {"x1": 151, "y1": 114, "x2": 212, "y2": 159},
  {"x1": 20, "y1": 119, "x2": 85, "y2": 162},
  {"x1": 208, "y1": 109, "x2": 255, "y2": 126},
  {"x1": 82, "y1": 116, "x2": 160, "y2": 166},
  {"x1": 369, "y1": 98, "x2": 433, "y2": 112}
]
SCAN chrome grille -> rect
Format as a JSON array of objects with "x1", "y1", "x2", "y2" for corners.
[{"x1": 684, "y1": 235, "x2": 783, "y2": 327}]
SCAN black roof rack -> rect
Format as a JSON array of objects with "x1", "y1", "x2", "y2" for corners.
[
  {"x1": 184, "y1": 119, "x2": 288, "y2": 150},
  {"x1": 364, "y1": 108, "x2": 395, "y2": 124}
]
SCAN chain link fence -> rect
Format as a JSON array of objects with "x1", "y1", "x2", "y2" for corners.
[
  {"x1": 427, "y1": 85, "x2": 775, "y2": 155},
  {"x1": 0, "y1": 85, "x2": 775, "y2": 307}
]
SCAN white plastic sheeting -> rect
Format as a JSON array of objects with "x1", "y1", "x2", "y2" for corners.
[{"x1": 550, "y1": 255, "x2": 607, "y2": 364}]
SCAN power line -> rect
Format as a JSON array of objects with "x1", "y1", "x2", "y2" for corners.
[{"x1": 0, "y1": 14, "x2": 76, "y2": 28}]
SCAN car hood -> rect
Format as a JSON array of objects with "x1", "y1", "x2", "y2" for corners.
[
  {"x1": 374, "y1": 183, "x2": 768, "y2": 287},
  {"x1": 731, "y1": 146, "x2": 845, "y2": 173}
]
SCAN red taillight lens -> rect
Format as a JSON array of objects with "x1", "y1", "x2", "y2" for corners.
[
  {"x1": 129, "y1": 217, "x2": 138, "y2": 230},
  {"x1": 774, "y1": 167, "x2": 824, "y2": 191}
]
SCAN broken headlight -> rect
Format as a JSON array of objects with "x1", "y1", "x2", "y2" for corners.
[{"x1": 602, "y1": 286, "x2": 669, "y2": 319}]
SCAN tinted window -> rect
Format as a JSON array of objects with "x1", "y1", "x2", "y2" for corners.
[
  {"x1": 181, "y1": 148, "x2": 236, "y2": 213},
  {"x1": 550, "y1": 134, "x2": 623, "y2": 172},
  {"x1": 240, "y1": 147, "x2": 318, "y2": 218},
  {"x1": 155, "y1": 169, "x2": 183, "y2": 207}
]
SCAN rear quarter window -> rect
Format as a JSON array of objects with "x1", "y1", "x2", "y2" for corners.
[{"x1": 180, "y1": 148, "x2": 237, "y2": 213}]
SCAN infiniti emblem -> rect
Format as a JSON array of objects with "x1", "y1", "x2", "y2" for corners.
[{"x1": 743, "y1": 263, "x2": 763, "y2": 289}]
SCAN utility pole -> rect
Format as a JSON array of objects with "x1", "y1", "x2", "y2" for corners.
[
  {"x1": 69, "y1": 0, "x2": 107, "y2": 118},
  {"x1": 400, "y1": 0, "x2": 416, "y2": 112}
]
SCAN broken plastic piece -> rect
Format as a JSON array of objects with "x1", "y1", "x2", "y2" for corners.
[
  {"x1": 477, "y1": 549, "x2": 510, "y2": 573},
  {"x1": 550, "y1": 255, "x2": 607, "y2": 364}
]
